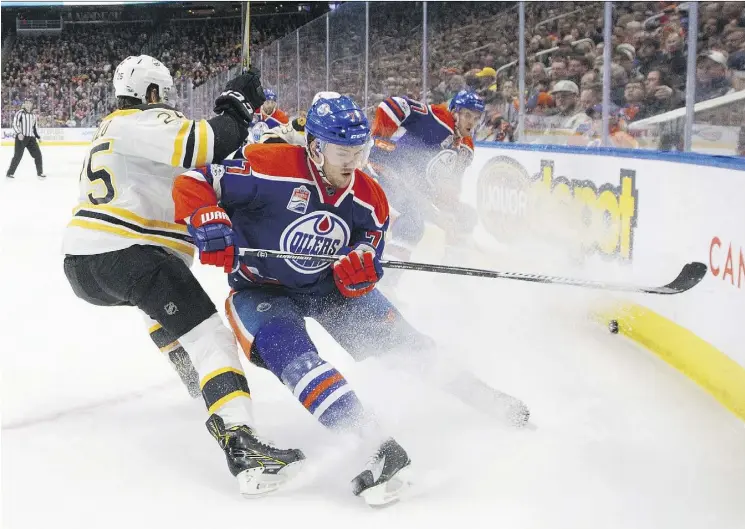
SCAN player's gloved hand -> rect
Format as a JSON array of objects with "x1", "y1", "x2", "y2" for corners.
[
  {"x1": 333, "y1": 243, "x2": 383, "y2": 298},
  {"x1": 214, "y1": 90, "x2": 255, "y2": 128},
  {"x1": 225, "y1": 68, "x2": 266, "y2": 110},
  {"x1": 187, "y1": 205, "x2": 237, "y2": 273}
]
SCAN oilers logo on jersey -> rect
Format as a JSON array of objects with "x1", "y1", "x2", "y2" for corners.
[{"x1": 280, "y1": 211, "x2": 350, "y2": 274}]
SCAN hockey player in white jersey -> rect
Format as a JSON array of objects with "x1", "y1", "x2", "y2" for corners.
[{"x1": 61, "y1": 55, "x2": 305, "y2": 496}]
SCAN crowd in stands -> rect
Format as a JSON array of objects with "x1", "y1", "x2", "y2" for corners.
[
  {"x1": 461, "y1": 1, "x2": 745, "y2": 147},
  {"x1": 1, "y1": 6, "x2": 306, "y2": 127},
  {"x1": 260, "y1": 1, "x2": 743, "y2": 150},
  {"x1": 3, "y1": 1, "x2": 744, "y2": 152},
  {"x1": 2, "y1": 24, "x2": 149, "y2": 127}
]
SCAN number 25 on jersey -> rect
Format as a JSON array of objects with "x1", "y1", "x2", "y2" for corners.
[{"x1": 80, "y1": 140, "x2": 116, "y2": 205}]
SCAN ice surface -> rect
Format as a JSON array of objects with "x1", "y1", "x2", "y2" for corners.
[{"x1": 2, "y1": 146, "x2": 744, "y2": 529}]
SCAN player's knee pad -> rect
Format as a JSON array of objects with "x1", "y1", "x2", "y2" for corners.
[
  {"x1": 251, "y1": 315, "x2": 316, "y2": 376},
  {"x1": 279, "y1": 350, "x2": 363, "y2": 429},
  {"x1": 225, "y1": 290, "x2": 304, "y2": 365}
]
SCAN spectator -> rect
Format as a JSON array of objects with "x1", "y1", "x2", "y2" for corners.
[
  {"x1": 636, "y1": 36, "x2": 664, "y2": 75},
  {"x1": 695, "y1": 50, "x2": 734, "y2": 102},
  {"x1": 661, "y1": 30, "x2": 687, "y2": 87},
  {"x1": 724, "y1": 27, "x2": 745, "y2": 70},
  {"x1": 620, "y1": 80, "x2": 646, "y2": 122},
  {"x1": 615, "y1": 43, "x2": 639, "y2": 79},
  {"x1": 580, "y1": 70, "x2": 600, "y2": 91},
  {"x1": 640, "y1": 67, "x2": 684, "y2": 118},
  {"x1": 580, "y1": 86, "x2": 601, "y2": 114},
  {"x1": 550, "y1": 58, "x2": 569, "y2": 84},
  {"x1": 567, "y1": 53, "x2": 591, "y2": 85},
  {"x1": 547, "y1": 80, "x2": 591, "y2": 133},
  {"x1": 722, "y1": 2, "x2": 745, "y2": 28},
  {"x1": 528, "y1": 62, "x2": 549, "y2": 99}
]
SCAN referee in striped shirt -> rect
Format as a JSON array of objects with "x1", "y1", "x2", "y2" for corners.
[{"x1": 6, "y1": 99, "x2": 46, "y2": 179}]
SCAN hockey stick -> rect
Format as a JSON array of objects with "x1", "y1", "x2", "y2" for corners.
[
  {"x1": 241, "y1": 1, "x2": 251, "y2": 71},
  {"x1": 238, "y1": 248, "x2": 707, "y2": 295}
]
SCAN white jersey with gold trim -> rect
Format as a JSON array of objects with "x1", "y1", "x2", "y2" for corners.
[{"x1": 63, "y1": 105, "x2": 217, "y2": 261}]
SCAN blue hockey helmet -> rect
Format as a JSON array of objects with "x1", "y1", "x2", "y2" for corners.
[
  {"x1": 449, "y1": 90, "x2": 485, "y2": 113},
  {"x1": 305, "y1": 93, "x2": 370, "y2": 147},
  {"x1": 263, "y1": 88, "x2": 277, "y2": 101}
]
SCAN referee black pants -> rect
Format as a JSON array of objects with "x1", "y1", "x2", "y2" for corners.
[{"x1": 7, "y1": 136, "x2": 43, "y2": 176}]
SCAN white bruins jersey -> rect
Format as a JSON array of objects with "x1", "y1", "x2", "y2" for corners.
[{"x1": 63, "y1": 105, "x2": 217, "y2": 260}]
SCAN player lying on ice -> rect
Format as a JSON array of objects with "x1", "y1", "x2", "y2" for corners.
[{"x1": 173, "y1": 92, "x2": 529, "y2": 506}]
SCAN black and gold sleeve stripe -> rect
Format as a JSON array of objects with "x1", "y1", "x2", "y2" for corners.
[
  {"x1": 183, "y1": 123, "x2": 196, "y2": 169},
  {"x1": 173, "y1": 119, "x2": 211, "y2": 169}
]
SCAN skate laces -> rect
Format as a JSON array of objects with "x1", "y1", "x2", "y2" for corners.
[
  {"x1": 229, "y1": 425, "x2": 280, "y2": 452},
  {"x1": 365, "y1": 443, "x2": 388, "y2": 468}
]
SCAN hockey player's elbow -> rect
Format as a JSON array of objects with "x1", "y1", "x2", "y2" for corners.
[
  {"x1": 209, "y1": 114, "x2": 247, "y2": 162},
  {"x1": 173, "y1": 175, "x2": 218, "y2": 223}
]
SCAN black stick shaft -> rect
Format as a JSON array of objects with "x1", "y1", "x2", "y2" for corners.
[{"x1": 237, "y1": 248, "x2": 706, "y2": 296}]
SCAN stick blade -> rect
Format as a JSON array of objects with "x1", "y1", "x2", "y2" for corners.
[{"x1": 642, "y1": 261, "x2": 708, "y2": 295}]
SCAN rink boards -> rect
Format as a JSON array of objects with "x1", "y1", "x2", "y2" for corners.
[
  {"x1": 468, "y1": 142, "x2": 745, "y2": 420},
  {"x1": 1, "y1": 127, "x2": 94, "y2": 146}
]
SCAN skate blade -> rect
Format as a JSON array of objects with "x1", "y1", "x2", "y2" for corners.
[
  {"x1": 237, "y1": 460, "x2": 304, "y2": 498},
  {"x1": 359, "y1": 466, "x2": 413, "y2": 507}
]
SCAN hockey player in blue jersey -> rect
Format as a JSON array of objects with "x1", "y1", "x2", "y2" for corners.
[
  {"x1": 174, "y1": 92, "x2": 415, "y2": 506},
  {"x1": 174, "y1": 91, "x2": 528, "y2": 506},
  {"x1": 257, "y1": 88, "x2": 290, "y2": 128},
  {"x1": 368, "y1": 90, "x2": 485, "y2": 281}
]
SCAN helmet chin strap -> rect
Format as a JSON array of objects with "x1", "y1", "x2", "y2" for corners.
[{"x1": 307, "y1": 141, "x2": 331, "y2": 185}]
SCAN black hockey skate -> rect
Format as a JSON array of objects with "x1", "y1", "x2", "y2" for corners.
[
  {"x1": 168, "y1": 348, "x2": 200, "y2": 398},
  {"x1": 352, "y1": 438, "x2": 412, "y2": 506},
  {"x1": 206, "y1": 414, "x2": 305, "y2": 497}
]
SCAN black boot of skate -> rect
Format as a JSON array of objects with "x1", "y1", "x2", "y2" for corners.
[
  {"x1": 168, "y1": 348, "x2": 200, "y2": 398},
  {"x1": 352, "y1": 438, "x2": 412, "y2": 506},
  {"x1": 206, "y1": 414, "x2": 305, "y2": 497}
]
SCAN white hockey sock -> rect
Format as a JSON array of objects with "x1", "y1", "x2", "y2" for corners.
[{"x1": 179, "y1": 313, "x2": 254, "y2": 428}]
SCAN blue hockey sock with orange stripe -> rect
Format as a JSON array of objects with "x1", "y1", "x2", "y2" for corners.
[
  {"x1": 245, "y1": 313, "x2": 367, "y2": 431},
  {"x1": 280, "y1": 351, "x2": 365, "y2": 430}
]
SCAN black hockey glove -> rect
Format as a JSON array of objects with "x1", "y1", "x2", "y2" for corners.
[
  {"x1": 214, "y1": 90, "x2": 255, "y2": 128},
  {"x1": 226, "y1": 69, "x2": 266, "y2": 109}
]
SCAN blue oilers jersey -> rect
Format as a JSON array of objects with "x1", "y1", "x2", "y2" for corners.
[
  {"x1": 174, "y1": 143, "x2": 389, "y2": 295},
  {"x1": 368, "y1": 96, "x2": 475, "y2": 184}
]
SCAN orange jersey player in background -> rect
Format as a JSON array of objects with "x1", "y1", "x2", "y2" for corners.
[
  {"x1": 367, "y1": 90, "x2": 485, "y2": 282},
  {"x1": 257, "y1": 88, "x2": 289, "y2": 128}
]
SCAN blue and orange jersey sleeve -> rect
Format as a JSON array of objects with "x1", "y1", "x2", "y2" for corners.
[
  {"x1": 349, "y1": 168, "x2": 390, "y2": 259},
  {"x1": 173, "y1": 159, "x2": 261, "y2": 222},
  {"x1": 273, "y1": 109, "x2": 290, "y2": 125},
  {"x1": 262, "y1": 108, "x2": 290, "y2": 128},
  {"x1": 430, "y1": 103, "x2": 457, "y2": 133},
  {"x1": 173, "y1": 166, "x2": 220, "y2": 223},
  {"x1": 372, "y1": 96, "x2": 413, "y2": 138}
]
